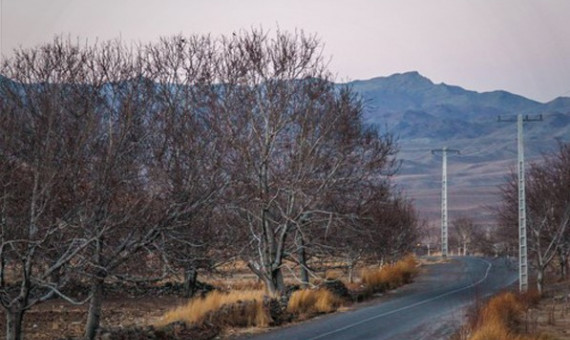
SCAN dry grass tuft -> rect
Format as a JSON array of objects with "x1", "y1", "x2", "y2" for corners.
[
  {"x1": 467, "y1": 291, "x2": 551, "y2": 340},
  {"x1": 479, "y1": 292, "x2": 524, "y2": 330},
  {"x1": 208, "y1": 279, "x2": 265, "y2": 291},
  {"x1": 287, "y1": 288, "x2": 344, "y2": 316},
  {"x1": 469, "y1": 321, "x2": 512, "y2": 340},
  {"x1": 360, "y1": 255, "x2": 419, "y2": 293},
  {"x1": 156, "y1": 290, "x2": 271, "y2": 328},
  {"x1": 324, "y1": 269, "x2": 343, "y2": 280}
]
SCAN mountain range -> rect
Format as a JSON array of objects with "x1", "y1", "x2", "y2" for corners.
[
  {"x1": 3, "y1": 71, "x2": 568, "y2": 226},
  {"x1": 347, "y1": 71, "x2": 570, "y2": 224}
]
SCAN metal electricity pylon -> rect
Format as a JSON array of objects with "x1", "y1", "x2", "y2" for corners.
[
  {"x1": 498, "y1": 114, "x2": 542, "y2": 292},
  {"x1": 432, "y1": 147, "x2": 460, "y2": 259}
]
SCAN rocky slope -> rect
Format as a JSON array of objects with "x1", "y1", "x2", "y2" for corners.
[{"x1": 348, "y1": 72, "x2": 570, "y2": 224}]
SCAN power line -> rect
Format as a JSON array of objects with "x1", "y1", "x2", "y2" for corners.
[
  {"x1": 498, "y1": 114, "x2": 542, "y2": 292},
  {"x1": 431, "y1": 147, "x2": 460, "y2": 259}
]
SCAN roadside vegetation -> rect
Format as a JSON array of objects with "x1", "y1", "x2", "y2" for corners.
[
  {"x1": 497, "y1": 143, "x2": 570, "y2": 294},
  {"x1": 0, "y1": 29, "x2": 419, "y2": 340},
  {"x1": 450, "y1": 143, "x2": 570, "y2": 340},
  {"x1": 150, "y1": 255, "x2": 420, "y2": 338},
  {"x1": 360, "y1": 254, "x2": 419, "y2": 294},
  {"x1": 452, "y1": 290, "x2": 553, "y2": 340},
  {"x1": 287, "y1": 288, "x2": 345, "y2": 316},
  {"x1": 157, "y1": 290, "x2": 271, "y2": 328}
]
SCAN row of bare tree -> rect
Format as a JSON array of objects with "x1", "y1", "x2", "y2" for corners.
[
  {"x1": 498, "y1": 143, "x2": 570, "y2": 294},
  {"x1": 419, "y1": 217, "x2": 496, "y2": 257},
  {"x1": 0, "y1": 30, "x2": 418, "y2": 340}
]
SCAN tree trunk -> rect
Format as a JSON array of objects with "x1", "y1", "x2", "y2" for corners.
[
  {"x1": 297, "y1": 233, "x2": 309, "y2": 288},
  {"x1": 559, "y1": 248, "x2": 568, "y2": 280},
  {"x1": 1, "y1": 255, "x2": 5, "y2": 286},
  {"x1": 263, "y1": 268, "x2": 285, "y2": 295},
  {"x1": 536, "y1": 268, "x2": 544, "y2": 295},
  {"x1": 6, "y1": 308, "x2": 25, "y2": 340},
  {"x1": 84, "y1": 277, "x2": 105, "y2": 340},
  {"x1": 183, "y1": 265, "x2": 198, "y2": 298},
  {"x1": 299, "y1": 262, "x2": 309, "y2": 288},
  {"x1": 248, "y1": 262, "x2": 285, "y2": 295}
]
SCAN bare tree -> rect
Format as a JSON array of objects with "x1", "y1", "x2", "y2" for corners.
[
  {"x1": 498, "y1": 143, "x2": 570, "y2": 293},
  {"x1": 0, "y1": 30, "x2": 416, "y2": 340},
  {"x1": 365, "y1": 193, "x2": 419, "y2": 263},
  {"x1": 214, "y1": 29, "x2": 398, "y2": 294},
  {"x1": 553, "y1": 144, "x2": 570, "y2": 280},
  {"x1": 69, "y1": 41, "x2": 172, "y2": 340},
  {"x1": 0, "y1": 40, "x2": 98, "y2": 340},
  {"x1": 469, "y1": 224, "x2": 496, "y2": 256},
  {"x1": 452, "y1": 216, "x2": 475, "y2": 256},
  {"x1": 320, "y1": 186, "x2": 419, "y2": 281},
  {"x1": 143, "y1": 36, "x2": 231, "y2": 297},
  {"x1": 0, "y1": 37, "x2": 230, "y2": 339}
]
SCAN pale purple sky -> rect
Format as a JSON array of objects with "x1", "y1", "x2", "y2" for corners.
[{"x1": 2, "y1": 0, "x2": 569, "y2": 102}]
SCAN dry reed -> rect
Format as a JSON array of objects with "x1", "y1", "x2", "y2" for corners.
[
  {"x1": 360, "y1": 255, "x2": 419, "y2": 293},
  {"x1": 468, "y1": 291, "x2": 551, "y2": 340},
  {"x1": 287, "y1": 288, "x2": 344, "y2": 316},
  {"x1": 156, "y1": 289, "x2": 271, "y2": 328}
]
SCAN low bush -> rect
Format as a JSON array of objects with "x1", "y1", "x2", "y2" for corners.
[
  {"x1": 466, "y1": 291, "x2": 550, "y2": 340},
  {"x1": 156, "y1": 290, "x2": 271, "y2": 328},
  {"x1": 479, "y1": 292, "x2": 524, "y2": 331},
  {"x1": 360, "y1": 255, "x2": 419, "y2": 293},
  {"x1": 287, "y1": 288, "x2": 344, "y2": 316}
]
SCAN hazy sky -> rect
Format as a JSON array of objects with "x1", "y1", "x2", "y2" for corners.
[{"x1": 1, "y1": 0, "x2": 569, "y2": 102}]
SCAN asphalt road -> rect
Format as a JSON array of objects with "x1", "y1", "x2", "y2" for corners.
[{"x1": 244, "y1": 257, "x2": 518, "y2": 340}]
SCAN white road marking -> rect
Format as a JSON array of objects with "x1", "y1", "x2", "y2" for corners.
[{"x1": 306, "y1": 258, "x2": 493, "y2": 340}]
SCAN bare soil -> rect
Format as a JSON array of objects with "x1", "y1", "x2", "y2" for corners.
[
  {"x1": 0, "y1": 260, "x2": 416, "y2": 339},
  {"x1": 0, "y1": 295, "x2": 184, "y2": 339},
  {"x1": 529, "y1": 280, "x2": 570, "y2": 339}
]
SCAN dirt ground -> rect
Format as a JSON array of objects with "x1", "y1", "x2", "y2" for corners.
[
  {"x1": 2, "y1": 269, "x2": 568, "y2": 339},
  {"x1": 530, "y1": 280, "x2": 570, "y2": 339},
  {"x1": 0, "y1": 295, "x2": 184, "y2": 339}
]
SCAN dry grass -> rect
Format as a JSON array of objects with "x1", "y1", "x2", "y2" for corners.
[
  {"x1": 324, "y1": 269, "x2": 344, "y2": 280},
  {"x1": 156, "y1": 290, "x2": 271, "y2": 328},
  {"x1": 208, "y1": 278, "x2": 265, "y2": 291},
  {"x1": 287, "y1": 288, "x2": 345, "y2": 317},
  {"x1": 360, "y1": 255, "x2": 419, "y2": 293},
  {"x1": 479, "y1": 292, "x2": 524, "y2": 330},
  {"x1": 466, "y1": 291, "x2": 552, "y2": 340},
  {"x1": 155, "y1": 255, "x2": 420, "y2": 332}
]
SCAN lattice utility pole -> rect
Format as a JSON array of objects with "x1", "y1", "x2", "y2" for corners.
[
  {"x1": 498, "y1": 114, "x2": 542, "y2": 292},
  {"x1": 432, "y1": 147, "x2": 460, "y2": 259}
]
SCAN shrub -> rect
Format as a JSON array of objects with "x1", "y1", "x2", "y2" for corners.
[
  {"x1": 467, "y1": 291, "x2": 550, "y2": 340},
  {"x1": 287, "y1": 288, "x2": 344, "y2": 316},
  {"x1": 156, "y1": 290, "x2": 271, "y2": 328},
  {"x1": 469, "y1": 321, "x2": 511, "y2": 340},
  {"x1": 479, "y1": 292, "x2": 524, "y2": 330},
  {"x1": 360, "y1": 255, "x2": 419, "y2": 293}
]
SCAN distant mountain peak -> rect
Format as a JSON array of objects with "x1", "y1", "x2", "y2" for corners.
[
  {"x1": 348, "y1": 71, "x2": 570, "y2": 132},
  {"x1": 360, "y1": 71, "x2": 432, "y2": 86},
  {"x1": 389, "y1": 71, "x2": 431, "y2": 81}
]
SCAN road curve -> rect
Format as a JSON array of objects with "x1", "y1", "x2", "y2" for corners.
[{"x1": 243, "y1": 257, "x2": 518, "y2": 340}]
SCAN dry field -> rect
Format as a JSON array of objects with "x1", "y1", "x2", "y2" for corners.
[
  {"x1": 0, "y1": 295, "x2": 182, "y2": 340},
  {"x1": 531, "y1": 280, "x2": 570, "y2": 339},
  {"x1": 0, "y1": 256, "x2": 420, "y2": 339}
]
